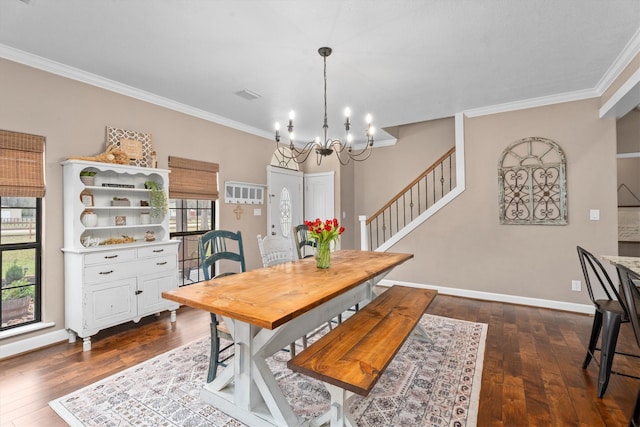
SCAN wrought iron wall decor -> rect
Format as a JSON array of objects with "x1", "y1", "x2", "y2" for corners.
[{"x1": 498, "y1": 137, "x2": 567, "y2": 225}]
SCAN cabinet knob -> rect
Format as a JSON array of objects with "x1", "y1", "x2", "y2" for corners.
[
  {"x1": 152, "y1": 249, "x2": 164, "y2": 253},
  {"x1": 99, "y1": 270, "x2": 114, "y2": 275},
  {"x1": 156, "y1": 261, "x2": 167, "y2": 266},
  {"x1": 135, "y1": 290, "x2": 143, "y2": 295},
  {"x1": 104, "y1": 255, "x2": 118, "y2": 259}
]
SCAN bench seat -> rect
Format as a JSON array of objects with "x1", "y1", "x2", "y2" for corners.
[{"x1": 287, "y1": 285, "x2": 437, "y2": 426}]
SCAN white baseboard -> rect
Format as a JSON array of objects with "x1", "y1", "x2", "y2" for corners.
[
  {"x1": 0, "y1": 326, "x2": 69, "y2": 359},
  {"x1": 379, "y1": 279, "x2": 594, "y2": 315}
]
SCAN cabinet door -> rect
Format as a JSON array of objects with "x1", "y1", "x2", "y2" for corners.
[
  {"x1": 137, "y1": 271, "x2": 178, "y2": 316},
  {"x1": 85, "y1": 278, "x2": 136, "y2": 331}
]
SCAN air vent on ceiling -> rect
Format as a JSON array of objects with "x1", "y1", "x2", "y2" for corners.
[{"x1": 235, "y1": 88, "x2": 262, "y2": 101}]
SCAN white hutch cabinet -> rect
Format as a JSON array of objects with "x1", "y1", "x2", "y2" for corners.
[{"x1": 61, "y1": 160, "x2": 180, "y2": 351}]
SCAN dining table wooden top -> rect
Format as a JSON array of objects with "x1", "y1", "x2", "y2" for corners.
[
  {"x1": 162, "y1": 249, "x2": 413, "y2": 330},
  {"x1": 601, "y1": 255, "x2": 640, "y2": 276}
]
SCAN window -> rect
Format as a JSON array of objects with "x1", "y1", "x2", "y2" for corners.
[
  {"x1": 167, "y1": 156, "x2": 219, "y2": 285},
  {"x1": 170, "y1": 199, "x2": 215, "y2": 285},
  {"x1": 1, "y1": 130, "x2": 44, "y2": 331}
]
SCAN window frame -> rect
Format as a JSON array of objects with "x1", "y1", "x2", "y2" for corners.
[
  {"x1": 169, "y1": 198, "x2": 216, "y2": 286},
  {"x1": 1, "y1": 197, "x2": 42, "y2": 331}
]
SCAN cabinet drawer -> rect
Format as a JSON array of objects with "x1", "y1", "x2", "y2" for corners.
[
  {"x1": 84, "y1": 261, "x2": 136, "y2": 284},
  {"x1": 84, "y1": 249, "x2": 136, "y2": 266},
  {"x1": 139, "y1": 254, "x2": 177, "y2": 272},
  {"x1": 138, "y1": 244, "x2": 177, "y2": 258}
]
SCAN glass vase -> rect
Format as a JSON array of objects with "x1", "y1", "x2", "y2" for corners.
[{"x1": 315, "y1": 240, "x2": 331, "y2": 269}]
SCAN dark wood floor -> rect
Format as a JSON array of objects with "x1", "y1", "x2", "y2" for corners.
[{"x1": 1, "y1": 295, "x2": 639, "y2": 426}]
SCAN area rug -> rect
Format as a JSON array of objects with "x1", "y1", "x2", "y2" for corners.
[{"x1": 50, "y1": 314, "x2": 487, "y2": 426}]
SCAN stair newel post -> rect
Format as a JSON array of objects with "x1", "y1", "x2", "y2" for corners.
[{"x1": 359, "y1": 215, "x2": 368, "y2": 251}]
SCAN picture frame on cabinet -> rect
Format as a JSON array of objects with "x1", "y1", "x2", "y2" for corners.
[
  {"x1": 106, "y1": 126, "x2": 153, "y2": 168},
  {"x1": 115, "y1": 215, "x2": 126, "y2": 226},
  {"x1": 80, "y1": 192, "x2": 94, "y2": 207}
]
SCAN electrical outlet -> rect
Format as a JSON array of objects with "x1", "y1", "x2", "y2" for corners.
[{"x1": 571, "y1": 280, "x2": 581, "y2": 291}]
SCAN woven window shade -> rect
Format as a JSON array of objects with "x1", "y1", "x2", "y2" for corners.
[
  {"x1": 168, "y1": 156, "x2": 219, "y2": 200},
  {"x1": 0, "y1": 130, "x2": 45, "y2": 198}
]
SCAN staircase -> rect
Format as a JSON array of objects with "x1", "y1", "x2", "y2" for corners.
[{"x1": 359, "y1": 114, "x2": 466, "y2": 252}]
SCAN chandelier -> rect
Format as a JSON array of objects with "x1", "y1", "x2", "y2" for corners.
[{"x1": 274, "y1": 47, "x2": 375, "y2": 166}]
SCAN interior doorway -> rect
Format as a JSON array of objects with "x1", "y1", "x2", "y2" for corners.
[{"x1": 304, "y1": 171, "x2": 335, "y2": 223}]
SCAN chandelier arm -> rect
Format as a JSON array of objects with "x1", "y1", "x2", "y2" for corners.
[
  {"x1": 333, "y1": 144, "x2": 374, "y2": 164},
  {"x1": 275, "y1": 139, "x2": 318, "y2": 164},
  {"x1": 330, "y1": 138, "x2": 373, "y2": 158}
]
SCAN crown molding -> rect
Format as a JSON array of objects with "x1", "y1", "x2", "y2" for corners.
[
  {"x1": 463, "y1": 88, "x2": 599, "y2": 118},
  {"x1": 0, "y1": 43, "x2": 273, "y2": 140},
  {"x1": 464, "y1": 29, "x2": 640, "y2": 119},
  {"x1": 595, "y1": 27, "x2": 640, "y2": 94}
]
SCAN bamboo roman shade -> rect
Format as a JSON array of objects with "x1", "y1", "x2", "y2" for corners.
[
  {"x1": 168, "y1": 156, "x2": 219, "y2": 200},
  {"x1": 0, "y1": 130, "x2": 46, "y2": 198}
]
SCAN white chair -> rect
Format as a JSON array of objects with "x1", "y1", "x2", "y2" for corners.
[
  {"x1": 257, "y1": 234, "x2": 301, "y2": 355},
  {"x1": 257, "y1": 234, "x2": 295, "y2": 267}
]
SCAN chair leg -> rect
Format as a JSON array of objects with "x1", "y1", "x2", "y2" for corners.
[
  {"x1": 631, "y1": 387, "x2": 640, "y2": 427},
  {"x1": 207, "y1": 313, "x2": 220, "y2": 383},
  {"x1": 583, "y1": 310, "x2": 603, "y2": 369},
  {"x1": 598, "y1": 310, "x2": 623, "y2": 398},
  {"x1": 290, "y1": 342, "x2": 296, "y2": 357}
]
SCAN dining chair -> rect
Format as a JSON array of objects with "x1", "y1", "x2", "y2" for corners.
[
  {"x1": 577, "y1": 246, "x2": 631, "y2": 397},
  {"x1": 199, "y1": 229, "x2": 245, "y2": 382},
  {"x1": 616, "y1": 264, "x2": 640, "y2": 427},
  {"x1": 293, "y1": 223, "x2": 316, "y2": 259},
  {"x1": 256, "y1": 234, "x2": 295, "y2": 267},
  {"x1": 256, "y1": 234, "x2": 308, "y2": 355}
]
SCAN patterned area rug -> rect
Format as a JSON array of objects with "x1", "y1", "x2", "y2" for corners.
[{"x1": 50, "y1": 314, "x2": 487, "y2": 426}]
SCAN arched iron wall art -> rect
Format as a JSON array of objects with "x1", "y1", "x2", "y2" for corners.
[{"x1": 499, "y1": 137, "x2": 567, "y2": 225}]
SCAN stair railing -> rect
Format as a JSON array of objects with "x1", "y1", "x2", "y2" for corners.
[{"x1": 363, "y1": 146, "x2": 456, "y2": 250}]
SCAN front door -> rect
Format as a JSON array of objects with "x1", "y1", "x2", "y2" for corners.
[{"x1": 267, "y1": 166, "x2": 303, "y2": 239}]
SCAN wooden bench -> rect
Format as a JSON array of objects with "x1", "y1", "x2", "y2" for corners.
[{"x1": 287, "y1": 285, "x2": 437, "y2": 427}]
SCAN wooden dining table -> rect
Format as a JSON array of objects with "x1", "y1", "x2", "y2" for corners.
[
  {"x1": 602, "y1": 255, "x2": 640, "y2": 276},
  {"x1": 162, "y1": 249, "x2": 413, "y2": 427}
]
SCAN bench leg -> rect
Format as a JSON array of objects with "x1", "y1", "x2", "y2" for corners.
[{"x1": 316, "y1": 383, "x2": 356, "y2": 427}]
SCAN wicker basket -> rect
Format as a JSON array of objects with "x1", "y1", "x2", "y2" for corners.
[{"x1": 80, "y1": 176, "x2": 95, "y2": 186}]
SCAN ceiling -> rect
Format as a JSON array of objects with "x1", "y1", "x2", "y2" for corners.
[{"x1": 1, "y1": 1, "x2": 639, "y2": 144}]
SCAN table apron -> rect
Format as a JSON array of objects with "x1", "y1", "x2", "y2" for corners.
[{"x1": 254, "y1": 281, "x2": 371, "y2": 358}]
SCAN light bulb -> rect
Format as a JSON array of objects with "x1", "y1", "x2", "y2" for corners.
[
  {"x1": 275, "y1": 122, "x2": 280, "y2": 131},
  {"x1": 347, "y1": 134, "x2": 353, "y2": 143},
  {"x1": 289, "y1": 111, "x2": 295, "y2": 120},
  {"x1": 315, "y1": 136, "x2": 320, "y2": 145},
  {"x1": 344, "y1": 107, "x2": 351, "y2": 118},
  {"x1": 365, "y1": 114, "x2": 372, "y2": 124}
]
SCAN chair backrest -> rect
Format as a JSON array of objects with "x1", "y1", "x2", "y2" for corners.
[
  {"x1": 576, "y1": 246, "x2": 623, "y2": 306},
  {"x1": 617, "y1": 264, "x2": 640, "y2": 349},
  {"x1": 199, "y1": 230, "x2": 245, "y2": 280},
  {"x1": 257, "y1": 234, "x2": 295, "y2": 267},
  {"x1": 293, "y1": 224, "x2": 316, "y2": 259}
]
